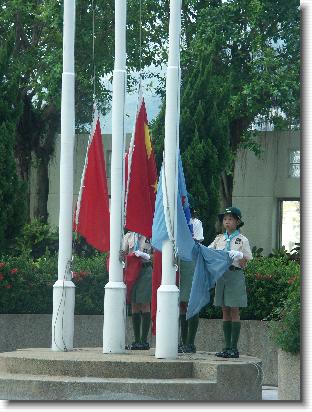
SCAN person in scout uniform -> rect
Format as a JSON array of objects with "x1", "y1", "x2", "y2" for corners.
[
  {"x1": 121, "y1": 231, "x2": 152, "y2": 350},
  {"x1": 178, "y1": 206, "x2": 204, "y2": 354},
  {"x1": 208, "y1": 207, "x2": 252, "y2": 358}
]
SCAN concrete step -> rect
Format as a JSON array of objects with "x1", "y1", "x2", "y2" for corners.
[
  {"x1": 0, "y1": 348, "x2": 195, "y2": 379},
  {"x1": 0, "y1": 348, "x2": 263, "y2": 401},
  {"x1": 0, "y1": 372, "x2": 217, "y2": 400}
]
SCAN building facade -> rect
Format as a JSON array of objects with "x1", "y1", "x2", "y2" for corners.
[{"x1": 232, "y1": 130, "x2": 300, "y2": 255}]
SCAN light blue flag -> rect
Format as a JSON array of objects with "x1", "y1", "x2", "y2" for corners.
[
  {"x1": 151, "y1": 153, "x2": 194, "y2": 261},
  {"x1": 186, "y1": 243, "x2": 232, "y2": 320}
]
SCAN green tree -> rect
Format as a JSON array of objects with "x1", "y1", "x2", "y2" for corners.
[
  {"x1": 152, "y1": 0, "x2": 299, "y2": 242},
  {"x1": 0, "y1": 0, "x2": 158, "y2": 223},
  {"x1": 0, "y1": 36, "x2": 26, "y2": 251}
]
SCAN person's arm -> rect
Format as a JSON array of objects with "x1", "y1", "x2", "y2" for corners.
[
  {"x1": 208, "y1": 237, "x2": 217, "y2": 249},
  {"x1": 238, "y1": 238, "x2": 252, "y2": 268}
]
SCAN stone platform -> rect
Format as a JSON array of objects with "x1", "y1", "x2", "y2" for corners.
[{"x1": 0, "y1": 348, "x2": 263, "y2": 401}]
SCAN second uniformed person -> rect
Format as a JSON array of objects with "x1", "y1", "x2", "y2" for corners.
[
  {"x1": 121, "y1": 231, "x2": 152, "y2": 350},
  {"x1": 178, "y1": 207, "x2": 204, "y2": 354}
]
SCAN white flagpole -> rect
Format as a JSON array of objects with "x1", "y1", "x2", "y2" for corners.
[
  {"x1": 52, "y1": 0, "x2": 76, "y2": 352},
  {"x1": 103, "y1": 0, "x2": 127, "y2": 353},
  {"x1": 155, "y1": 0, "x2": 182, "y2": 359}
]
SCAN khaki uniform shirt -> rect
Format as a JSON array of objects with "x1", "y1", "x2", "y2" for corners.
[
  {"x1": 122, "y1": 232, "x2": 151, "y2": 255},
  {"x1": 208, "y1": 232, "x2": 252, "y2": 268}
]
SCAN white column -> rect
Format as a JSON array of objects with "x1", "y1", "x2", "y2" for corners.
[
  {"x1": 155, "y1": 0, "x2": 182, "y2": 359},
  {"x1": 103, "y1": 0, "x2": 127, "y2": 354},
  {"x1": 52, "y1": 0, "x2": 76, "y2": 352}
]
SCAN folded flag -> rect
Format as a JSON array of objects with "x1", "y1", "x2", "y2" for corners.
[{"x1": 186, "y1": 243, "x2": 232, "y2": 320}]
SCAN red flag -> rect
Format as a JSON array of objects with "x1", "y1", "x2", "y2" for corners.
[
  {"x1": 125, "y1": 99, "x2": 158, "y2": 238},
  {"x1": 124, "y1": 254, "x2": 142, "y2": 304},
  {"x1": 74, "y1": 118, "x2": 110, "y2": 252}
]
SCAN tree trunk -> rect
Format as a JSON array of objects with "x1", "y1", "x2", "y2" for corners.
[
  {"x1": 220, "y1": 171, "x2": 233, "y2": 209},
  {"x1": 14, "y1": 93, "x2": 59, "y2": 223},
  {"x1": 33, "y1": 154, "x2": 49, "y2": 222},
  {"x1": 219, "y1": 116, "x2": 251, "y2": 210}
]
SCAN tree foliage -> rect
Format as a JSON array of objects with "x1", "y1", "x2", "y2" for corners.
[
  {"x1": 0, "y1": 0, "x2": 300, "y2": 240},
  {"x1": 0, "y1": 0, "x2": 163, "y2": 222},
  {"x1": 152, "y1": 0, "x2": 300, "y2": 242},
  {"x1": 0, "y1": 34, "x2": 26, "y2": 251}
]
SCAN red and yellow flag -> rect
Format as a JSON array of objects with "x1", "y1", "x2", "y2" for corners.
[{"x1": 125, "y1": 99, "x2": 158, "y2": 238}]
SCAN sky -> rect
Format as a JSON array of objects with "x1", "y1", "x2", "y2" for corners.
[
  {"x1": 100, "y1": 85, "x2": 162, "y2": 134},
  {"x1": 100, "y1": 66, "x2": 164, "y2": 134}
]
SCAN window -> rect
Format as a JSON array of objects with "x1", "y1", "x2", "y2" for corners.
[
  {"x1": 289, "y1": 150, "x2": 300, "y2": 178},
  {"x1": 106, "y1": 150, "x2": 112, "y2": 178},
  {"x1": 279, "y1": 200, "x2": 300, "y2": 252}
]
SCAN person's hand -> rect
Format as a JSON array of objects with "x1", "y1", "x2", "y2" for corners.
[
  {"x1": 134, "y1": 250, "x2": 150, "y2": 260},
  {"x1": 228, "y1": 250, "x2": 244, "y2": 260},
  {"x1": 238, "y1": 257, "x2": 248, "y2": 268}
]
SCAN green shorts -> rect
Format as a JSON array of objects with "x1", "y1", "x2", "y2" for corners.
[
  {"x1": 131, "y1": 264, "x2": 152, "y2": 304},
  {"x1": 214, "y1": 269, "x2": 247, "y2": 308},
  {"x1": 179, "y1": 259, "x2": 195, "y2": 303}
]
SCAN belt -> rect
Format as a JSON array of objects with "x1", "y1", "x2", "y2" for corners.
[{"x1": 229, "y1": 265, "x2": 242, "y2": 271}]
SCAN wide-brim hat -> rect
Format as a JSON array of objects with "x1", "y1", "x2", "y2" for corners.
[{"x1": 218, "y1": 206, "x2": 244, "y2": 227}]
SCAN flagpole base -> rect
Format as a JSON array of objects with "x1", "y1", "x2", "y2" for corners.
[
  {"x1": 51, "y1": 280, "x2": 75, "y2": 352},
  {"x1": 103, "y1": 281, "x2": 127, "y2": 354},
  {"x1": 155, "y1": 284, "x2": 179, "y2": 359}
]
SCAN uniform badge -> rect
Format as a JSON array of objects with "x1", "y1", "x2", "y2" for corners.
[{"x1": 235, "y1": 238, "x2": 242, "y2": 244}]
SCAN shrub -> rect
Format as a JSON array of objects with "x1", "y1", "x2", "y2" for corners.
[
  {"x1": 0, "y1": 252, "x2": 57, "y2": 313},
  {"x1": 0, "y1": 251, "x2": 108, "y2": 314},
  {"x1": 12, "y1": 219, "x2": 59, "y2": 258},
  {"x1": 200, "y1": 255, "x2": 300, "y2": 320},
  {"x1": 242, "y1": 256, "x2": 300, "y2": 320},
  {"x1": 269, "y1": 274, "x2": 300, "y2": 354},
  {"x1": 72, "y1": 253, "x2": 108, "y2": 314}
]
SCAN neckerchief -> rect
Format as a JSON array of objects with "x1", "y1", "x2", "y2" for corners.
[
  {"x1": 224, "y1": 230, "x2": 240, "y2": 251},
  {"x1": 133, "y1": 232, "x2": 140, "y2": 252}
]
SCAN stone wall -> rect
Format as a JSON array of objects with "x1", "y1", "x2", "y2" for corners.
[
  {"x1": 278, "y1": 349, "x2": 300, "y2": 400},
  {"x1": 0, "y1": 314, "x2": 278, "y2": 385}
]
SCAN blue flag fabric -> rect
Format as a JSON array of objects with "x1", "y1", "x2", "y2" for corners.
[
  {"x1": 151, "y1": 153, "x2": 194, "y2": 261},
  {"x1": 177, "y1": 155, "x2": 193, "y2": 236},
  {"x1": 186, "y1": 242, "x2": 232, "y2": 320}
]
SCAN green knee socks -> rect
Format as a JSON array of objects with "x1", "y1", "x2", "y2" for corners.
[
  {"x1": 132, "y1": 313, "x2": 141, "y2": 343},
  {"x1": 141, "y1": 312, "x2": 151, "y2": 343},
  {"x1": 179, "y1": 314, "x2": 188, "y2": 345},
  {"x1": 186, "y1": 314, "x2": 199, "y2": 345},
  {"x1": 222, "y1": 320, "x2": 232, "y2": 350},
  {"x1": 231, "y1": 321, "x2": 241, "y2": 350}
]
